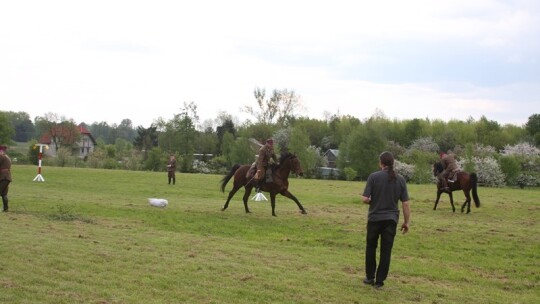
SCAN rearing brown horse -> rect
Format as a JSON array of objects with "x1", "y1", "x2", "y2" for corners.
[
  {"x1": 433, "y1": 161, "x2": 481, "y2": 213},
  {"x1": 220, "y1": 152, "x2": 307, "y2": 216}
]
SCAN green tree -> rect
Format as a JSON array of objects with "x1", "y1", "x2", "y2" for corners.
[
  {"x1": 221, "y1": 132, "x2": 235, "y2": 166},
  {"x1": 114, "y1": 138, "x2": 132, "y2": 160},
  {"x1": 449, "y1": 119, "x2": 477, "y2": 146},
  {"x1": 338, "y1": 124, "x2": 385, "y2": 180},
  {"x1": 133, "y1": 125, "x2": 158, "y2": 159},
  {"x1": 525, "y1": 114, "x2": 540, "y2": 146},
  {"x1": 475, "y1": 116, "x2": 504, "y2": 149},
  {"x1": 2, "y1": 111, "x2": 35, "y2": 142},
  {"x1": 116, "y1": 119, "x2": 136, "y2": 142},
  {"x1": 288, "y1": 126, "x2": 317, "y2": 176},
  {"x1": 238, "y1": 122, "x2": 277, "y2": 145},
  {"x1": 289, "y1": 117, "x2": 330, "y2": 147},
  {"x1": 195, "y1": 128, "x2": 218, "y2": 155},
  {"x1": 216, "y1": 116, "x2": 237, "y2": 155},
  {"x1": 499, "y1": 155, "x2": 522, "y2": 185},
  {"x1": 144, "y1": 147, "x2": 166, "y2": 171},
  {"x1": 89, "y1": 121, "x2": 116, "y2": 144},
  {"x1": 403, "y1": 118, "x2": 428, "y2": 147},
  {"x1": 229, "y1": 137, "x2": 256, "y2": 166},
  {"x1": 327, "y1": 115, "x2": 361, "y2": 149},
  {"x1": 175, "y1": 102, "x2": 199, "y2": 172},
  {"x1": 0, "y1": 112, "x2": 15, "y2": 145}
]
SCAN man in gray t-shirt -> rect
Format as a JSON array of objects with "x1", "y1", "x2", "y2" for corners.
[{"x1": 361, "y1": 151, "x2": 411, "y2": 289}]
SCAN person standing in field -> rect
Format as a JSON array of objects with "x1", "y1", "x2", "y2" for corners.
[
  {"x1": 167, "y1": 154, "x2": 177, "y2": 185},
  {"x1": 361, "y1": 151, "x2": 411, "y2": 289},
  {"x1": 0, "y1": 145, "x2": 12, "y2": 212}
]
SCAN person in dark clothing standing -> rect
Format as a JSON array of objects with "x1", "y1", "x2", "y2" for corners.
[
  {"x1": 166, "y1": 154, "x2": 177, "y2": 185},
  {"x1": 361, "y1": 151, "x2": 411, "y2": 289},
  {"x1": 0, "y1": 145, "x2": 12, "y2": 212}
]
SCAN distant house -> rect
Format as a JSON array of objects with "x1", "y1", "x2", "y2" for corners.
[
  {"x1": 324, "y1": 149, "x2": 339, "y2": 168},
  {"x1": 77, "y1": 125, "x2": 97, "y2": 158},
  {"x1": 318, "y1": 149, "x2": 341, "y2": 179},
  {"x1": 40, "y1": 124, "x2": 97, "y2": 158}
]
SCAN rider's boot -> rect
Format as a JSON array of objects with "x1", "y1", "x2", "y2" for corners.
[{"x1": 442, "y1": 179, "x2": 450, "y2": 191}]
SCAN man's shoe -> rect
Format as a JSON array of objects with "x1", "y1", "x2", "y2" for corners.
[
  {"x1": 363, "y1": 278, "x2": 374, "y2": 286},
  {"x1": 374, "y1": 281, "x2": 384, "y2": 289}
]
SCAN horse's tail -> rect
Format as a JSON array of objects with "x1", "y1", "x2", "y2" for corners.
[
  {"x1": 220, "y1": 164, "x2": 241, "y2": 192},
  {"x1": 470, "y1": 173, "x2": 480, "y2": 208}
]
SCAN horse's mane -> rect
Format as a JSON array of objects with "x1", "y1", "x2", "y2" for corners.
[
  {"x1": 434, "y1": 161, "x2": 444, "y2": 174},
  {"x1": 278, "y1": 152, "x2": 295, "y2": 164}
]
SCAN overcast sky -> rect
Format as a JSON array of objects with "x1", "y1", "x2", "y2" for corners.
[{"x1": 1, "y1": 0, "x2": 538, "y2": 129}]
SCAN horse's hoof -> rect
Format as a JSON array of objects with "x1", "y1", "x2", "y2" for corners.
[
  {"x1": 301, "y1": 210, "x2": 307, "y2": 214},
  {"x1": 221, "y1": 208, "x2": 226, "y2": 211}
]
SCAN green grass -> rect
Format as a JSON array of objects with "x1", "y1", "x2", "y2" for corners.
[{"x1": 1, "y1": 165, "x2": 538, "y2": 303}]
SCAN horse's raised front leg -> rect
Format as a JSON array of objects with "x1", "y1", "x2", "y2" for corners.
[{"x1": 281, "y1": 190, "x2": 307, "y2": 215}]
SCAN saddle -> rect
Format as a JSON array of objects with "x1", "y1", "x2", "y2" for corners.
[
  {"x1": 246, "y1": 166, "x2": 274, "y2": 184},
  {"x1": 448, "y1": 170, "x2": 459, "y2": 182}
]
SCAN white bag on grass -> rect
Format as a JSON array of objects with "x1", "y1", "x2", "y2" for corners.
[{"x1": 148, "y1": 198, "x2": 168, "y2": 208}]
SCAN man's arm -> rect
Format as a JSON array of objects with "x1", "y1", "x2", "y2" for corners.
[{"x1": 400, "y1": 200, "x2": 411, "y2": 234}]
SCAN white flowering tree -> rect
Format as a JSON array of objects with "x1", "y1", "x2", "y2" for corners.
[
  {"x1": 459, "y1": 157, "x2": 506, "y2": 187},
  {"x1": 500, "y1": 142, "x2": 540, "y2": 188},
  {"x1": 394, "y1": 160, "x2": 415, "y2": 182}
]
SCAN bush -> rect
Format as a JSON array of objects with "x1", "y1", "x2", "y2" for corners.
[
  {"x1": 499, "y1": 156, "x2": 522, "y2": 185},
  {"x1": 407, "y1": 137, "x2": 439, "y2": 153},
  {"x1": 343, "y1": 167, "x2": 357, "y2": 181},
  {"x1": 394, "y1": 160, "x2": 414, "y2": 182},
  {"x1": 515, "y1": 174, "x2": 538, "y2": 189},
  {"x1": 207, "y1": 156, "x2": 229, "y2": 175},
  {"x1": 402, "y1": 150, "x2": 436, "y2": 184},
  {"x1": 460, "y1": 157, "x2": 505, "y2": 187},
  {"x1": 192, "y1": 159, "x2": 211, "y2": 174}
]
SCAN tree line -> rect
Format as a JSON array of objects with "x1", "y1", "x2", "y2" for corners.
[{"x1": 1, "y1": 89, "x2": 539, "y2": 188}]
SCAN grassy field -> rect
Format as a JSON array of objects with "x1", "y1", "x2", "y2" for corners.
[{"x1": 1, "y1": 165, "x2": 538, "y2": 304}]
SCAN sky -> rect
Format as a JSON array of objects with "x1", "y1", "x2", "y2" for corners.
[{"x1": 1, "y1": 0, "x2": 539, "y2": 129}]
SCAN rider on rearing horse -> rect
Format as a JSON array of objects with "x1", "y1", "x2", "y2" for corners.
[{"x1": 438, "y1": 151, "x2": 458, "y2": 191}]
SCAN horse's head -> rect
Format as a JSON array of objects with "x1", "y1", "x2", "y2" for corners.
[
  {"x1": 433, "y1": 161, "x2": 443, "y2": 176},
  {"x1": 279, "y1": 152, "x2": 303, "y2": 177}
]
